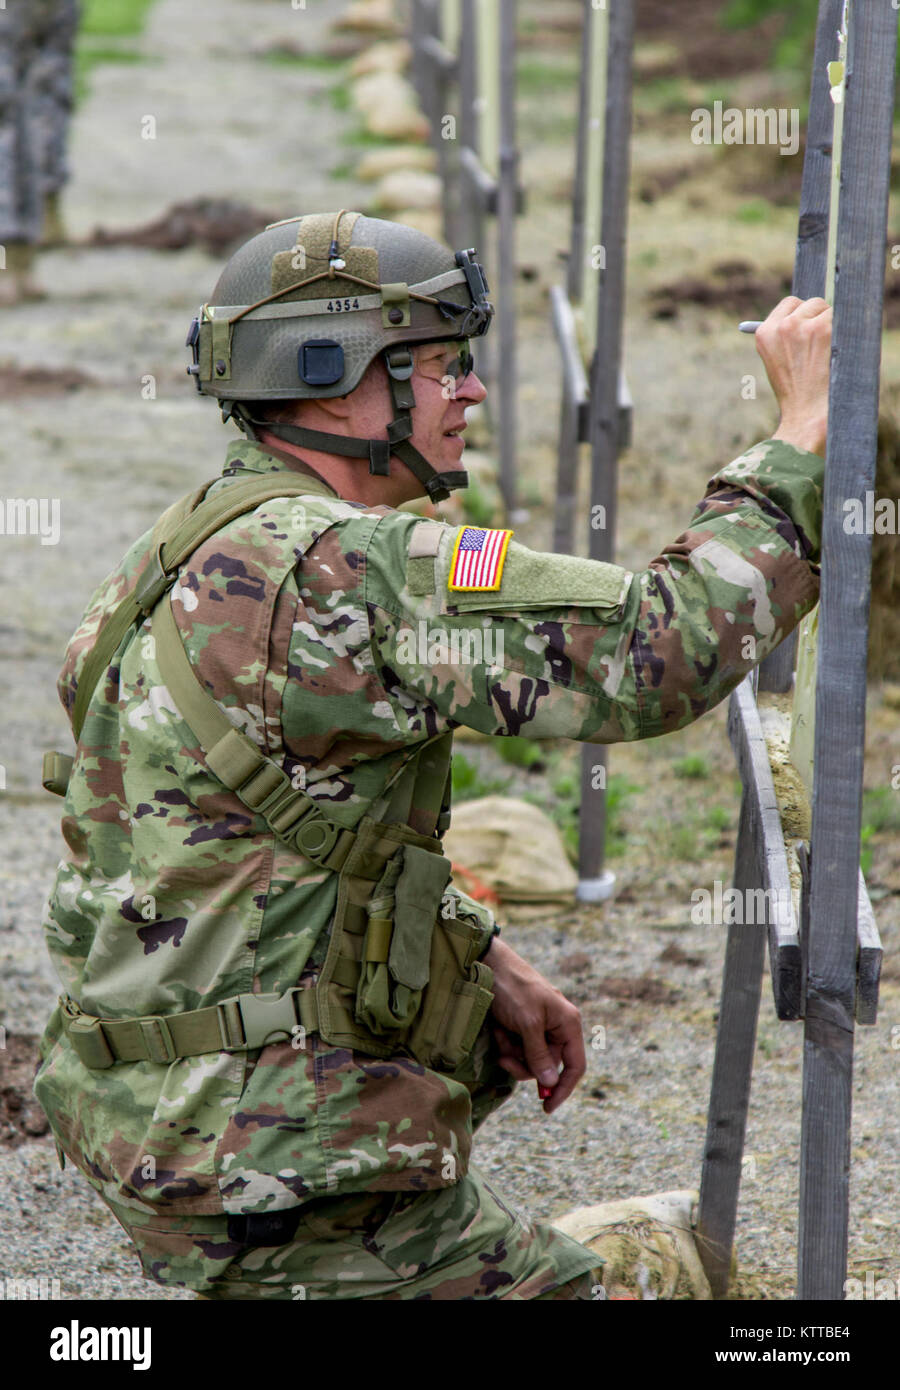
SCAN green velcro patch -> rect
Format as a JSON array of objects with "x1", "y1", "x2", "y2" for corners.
[
  {"x1": 270, "y1": 210, "x2": 379, "y2": 302},
  {"x1": 407, "y1": 556, "x2": 436, "y2": 596},
  {"x1": 444, "y1": 540, "x2": 633, "y2": 618},
  {"x1": 406, "y1": 520, "x2": 445, "y2": 596}
]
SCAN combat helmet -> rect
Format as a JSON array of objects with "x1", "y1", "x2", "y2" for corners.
[{"x1": 186, "y1": 209, "x2": 494, "y2": 502}]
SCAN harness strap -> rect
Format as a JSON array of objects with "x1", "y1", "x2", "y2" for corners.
[
  {"x1": 71, "y1": 472, "x2": 337, "y2": 742},
  {"x1": 153, "y1": 594, "x2": 356, "y2": 871}
]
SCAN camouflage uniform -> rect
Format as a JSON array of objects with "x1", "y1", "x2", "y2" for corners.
[
  {"x1": 0, "y1": 0, "x2": 79, "y2": 244},
  {"x1": 34, "y1": 431, "x2": 823, "y2": 1298}
]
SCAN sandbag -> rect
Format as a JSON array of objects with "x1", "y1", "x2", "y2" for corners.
[
  {"x1": 443, "y1": 796, "x2": 577, "y2": 905},
  {"x1": 550, "y1": 1189, "x2": 714, "y2": 1300}
]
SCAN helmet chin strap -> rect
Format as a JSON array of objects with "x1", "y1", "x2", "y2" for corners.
[{"x1": 230, "y1": 345, "x2": 467, "y2": 504}]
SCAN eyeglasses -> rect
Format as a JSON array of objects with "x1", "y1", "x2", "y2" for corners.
[{"x1": 414, "y1": 340, "x2": 474, "y2": 383}]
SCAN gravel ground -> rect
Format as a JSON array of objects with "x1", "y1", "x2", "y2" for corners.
[{"x1": 1, "y1": 0, "x2": 897, "y2": 1304}]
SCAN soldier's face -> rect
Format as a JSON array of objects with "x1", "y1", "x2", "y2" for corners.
[
  {"x1": 407, "y1": 339, "x2": 488, "y2": 480},
  {"x1": 275, "y1": 340, "x2": 489, "y2": 507}
]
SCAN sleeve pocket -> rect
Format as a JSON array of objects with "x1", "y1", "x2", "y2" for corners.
[{"x1": 442, "y1": 540, "x2": 632, "y2": 621}]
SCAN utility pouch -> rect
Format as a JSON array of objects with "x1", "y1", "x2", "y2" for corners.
[
  {"x1": 315, "y1": 816, "x2": 440, "y2": 1058},
  {"x1": 315, "y1": 816, "x2": 492, "y2": 1071},
  {"x1": 355, "y1": 843, "x2": 452, "y2": 1036},
  {"x1": 406, "y1": 914, "x2": 495, "y2": 1075}
]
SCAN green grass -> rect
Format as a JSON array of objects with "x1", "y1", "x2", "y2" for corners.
[
  {"x1": 704, "y1": 805, "x2": 732, "y2": 834},
  {"x1": 531, "y1": 770, "x2": 639, "y2": 864},
  {"x1": 261, "y1": 50, "x2": 348, "y2": 70},
  {"x1": 328, "y1": 161, "x2": 358, "y2": 182},
  {"x1": 342, "y1": 126, "x2": 408, "y2": 149},
  {"x1": 328, "y1": 85, "x2": 353, "y2": 114},
  {"x1": 80, "y1": 0, "x2": 157, "y2": 36},
  {"x1": 516, "y1": 57, "x2": 581, "y2": 96},
  {"x1": 859, "y1": 789, "x2": 900, "y2": 877},
  {"x1": 75, "y1": 0, "x2": 159, "y2": 103},
  {"x1": 699, "y1": 85, "x2": 732, "y2": 111},
  {"x1": 861, "y1": 787, "x2": 900, "y2": 835},
  {"x1": 450, "y1": 752, "x2": 511, "y2": 803},
  {"x1": 673, "y1": 754, "x2": 710, "y2": 780},
  {"x1": 668, "y1": 822, "x2": 705, "y2": 864},
  {"x1": 860, "y1": 826, "x2": 875, "y2": 879},
  {"x1": 634, "y1": 76, "x2": 695, "y2": 118},
  {"x1": 76, "y1": 45, "x2": 150, "y2": 104},
  {"x1": 735, "y1": 200, "x2": 771, "y2": 224},
  {"x1": 494, "y1": 736, "x2": 544, "y2": 771}
]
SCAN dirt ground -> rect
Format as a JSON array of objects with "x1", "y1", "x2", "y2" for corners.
[{"x1": 0, "y1": 0, "x2": 897, "y2": 1304}]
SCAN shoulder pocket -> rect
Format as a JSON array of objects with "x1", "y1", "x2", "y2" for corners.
[{"x1": 442, "y1": 540, "x2": 632, "y2": 620}]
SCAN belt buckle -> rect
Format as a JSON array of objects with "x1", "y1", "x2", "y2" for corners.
[
  {"x1": 138, "y1": 1015, "x2": 177, "y2": 1065},
  {"x1": 292, "y1": 814, "x2": 340, "y2": 863},
  {"x1": 229, "y1": 990, "x2": 300, "y2": 1051}
]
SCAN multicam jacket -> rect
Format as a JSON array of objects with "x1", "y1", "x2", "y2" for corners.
[{"x1": 34, "y1": 434, "x2": 823, "y2": 1220}]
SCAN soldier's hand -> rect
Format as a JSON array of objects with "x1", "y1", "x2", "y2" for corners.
[
  {"x1": 755, "y1": 296, "x2": 832, "y2": 457},
  {"x1": 483, "y1": 937, "x2": 586, "y2": 1115}
]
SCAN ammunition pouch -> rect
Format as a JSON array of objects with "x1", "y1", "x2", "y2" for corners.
[{"x1": 317, "y1": 816, "x2": 494, "y2": 1074}]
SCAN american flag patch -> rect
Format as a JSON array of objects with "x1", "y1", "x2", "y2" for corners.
[{"x1": 448, "y1": 526, "x2": 514, "y2": 591}]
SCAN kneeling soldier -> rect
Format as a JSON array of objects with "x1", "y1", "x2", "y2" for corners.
[{"x1": 34, "y1": 211, "x2": 831, "y2": 1299}]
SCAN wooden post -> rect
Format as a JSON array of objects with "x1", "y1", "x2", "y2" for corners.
[
  {"x1": 566, "y1": 0, "x2": 592, "y2": 312},
  {"x1": 697, "y1": 786, "x2": 769, "y2": 1297},
  {"x1": 410, "y1": 0, "x2": 427, "y2": 107},
  {"x1": 442, "y1": 0, "x2": 460, "y2": 54},
  {"x1": 577, "y1": 0, "x2": 634, "y2": 900},
  {"x1": 476, "y1": 0, "x2": 500, "y2": 184},
  {"x1": 757, "y1": 0, "x2": 842, "y2": 697},
  {"x1": 495, "y1": 0, "x2": 518, "y2": 517},
  {"x1": 551, "y1": 284, "x2": 590, "y2": 555},
  {"x1": 580, "y1": 0, "x2": 609, "y2": 368},
  {"x1": 420, "y1": 0, "x2": 459, "y2": 249},
  {"x1": 456, "y1": 0, "x2": 500, "y2": 428},
  {"x1": 789, "y1": 4, "x2": 850, "y2": 785},
  {"x1": 553, "y1": 0, "x2": 594, "y2": 557},
  {"x1": 457, "y1": 0, "x2": 481, "y2": 256},
  {"x1": 696, "y1": 0, "x2": 839, "y2": 1297},
  {"x1": 797, "y1": 0, "x2": 896, "y2": 1302}
]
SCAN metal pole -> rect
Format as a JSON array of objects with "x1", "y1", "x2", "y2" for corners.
[
  {"x1": 580, "y1": 0, "x2": 610, "y2": 363},
  {"x1": 797, "y1": 0, "x2": 896, "y2": 1302},
  {"x1": 577, "y1": 0, "x2": 634, "y2": 901},
  {"x1": 757, "y1": 0, "x2": 841, "y2": 697},
  {"x1": 553, "y1": 0, "x2": 594, "y2": 557},
  {"x1": 496, "y1": 0, "x2": 518, "y2": 519}
]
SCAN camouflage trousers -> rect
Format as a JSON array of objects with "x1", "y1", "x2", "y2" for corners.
[
  {"x1": 105, "y1": 1165, "x2": 604, "y2": 1301},
  {"x1": 0, "y1": 0, "x2": 80, "y2": 243}
]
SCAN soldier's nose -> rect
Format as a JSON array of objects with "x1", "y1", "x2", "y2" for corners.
[{"x1": 459, "y1": 371, "x2": 487, "y2": 404}]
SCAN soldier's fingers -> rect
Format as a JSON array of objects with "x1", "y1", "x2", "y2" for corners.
[
  {"x1": 497, "y1": 1053, "x2": 534, "y2": 1081},
  {"x1": 542, "y1": 1049, "x2": 584, "y2": 1113},
  {"x1": 492, "y1": 1024, "x2": 532, "y2": 1079},
  {"x1": 493, "y1": 1022, "x2": 524, "y2": 1056},
  {"x1": 519, "y1": 1016, "x2": 564, "y2": 1088},
  {"x1": 541, "y1": 1019, "x2": 587, "y2": 1114},
  {"x1": 760, "y1": 295, "x2": 803, "y2": 328},
  {"x1": 759, "y1": 296, "x2": 831, "y2": 340},
  {"x1": 788, "y1": 296, "x2": 831, "y2": 319}
]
